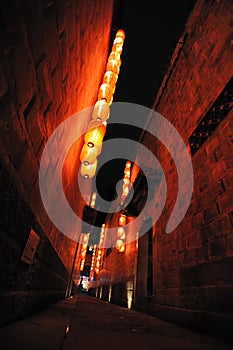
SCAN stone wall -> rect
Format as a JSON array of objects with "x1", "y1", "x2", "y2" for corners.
[
  {"x1": 0, "y1": 0, "x2": 114, "y2": 324},
  {"x1": 146, "y1": 0, "x2": 233, "y2": 342}
]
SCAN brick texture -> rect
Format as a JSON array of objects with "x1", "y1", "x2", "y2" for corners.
[{"x1": 0, "y1": 0, "x2": 114, "y2": 324}]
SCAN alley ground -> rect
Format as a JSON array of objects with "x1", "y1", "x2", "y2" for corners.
[{"x1": 0, "y1": 293, "x2": 232, "y2": 350}]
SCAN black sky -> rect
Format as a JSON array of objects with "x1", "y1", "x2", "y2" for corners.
[{"x1": 95, "y1": 0, "x2": 197, "y2": 203}]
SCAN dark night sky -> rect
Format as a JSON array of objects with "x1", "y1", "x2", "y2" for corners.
[{"x1": 95, "y1": 0, "x2": 197, "y2": 204}]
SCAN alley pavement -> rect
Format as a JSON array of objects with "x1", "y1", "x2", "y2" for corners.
[{"x1": 0, "y1": 293, "x2": 232, "y2": 350}]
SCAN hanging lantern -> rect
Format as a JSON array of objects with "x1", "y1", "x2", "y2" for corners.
[
  {"x1": 116, "y1": 29, "x2": 125, "y2": 40},
  {"x1": 123, "y1": 177, "x2": 130, "y2": 185},
  {"x1": 119, "y1": 215, "x2": 126, "y2": 226},
  {"x1": 116, "y1": 239, "x2": 124, "y2": 248},
  {"x1": 80, "y1": 160, "x2": 97, "y2": 179},
  {"x1": 113, "y1": 36, "x2": 124, "y2": 45},
  {"x1": 80, "y1": 143, "x2": 98, "y2": 165},
  {"x1": 83, "y1": 235, "x2": 88, "y2": 242},
  {"x1": 108, "y1": 52, "x2": 121, "y2": 64},
  {"x1": 108, "y1": 54, "x2": 121, "y2": 68},
  {"x1": 84, "y1": 120, "x2": 106, "y2": 147},
  {"x1": 124, "y1": 168, "x2": 130, "y2": 177},
  {"x1": 122, "y1": 184, "x2": 129, "y2": 196},
  {"x1": 117, "y1": 227, "x2": 126, "y2": 239},
  {"x1": 106, "y1": 60, "x2": 120, "y2": 75},
  {"x1": 92, "y1": 99, "x2": 110, "y2": 122},
  {"x1": 120, "y1": 193, "x2": 127, "y2": 205},
  {"x1": 116, "y1": 239, "x2": 125, "y2": 252},
  {"x1": 112, "y1": 43, "x2": 123, "y2": 54},
  {"x1": 118, "y1": 245, "x2": 125, "y2": 253},
  {"x1": 103, "y1": 71, "x2": 118, "y2": 89},
  {"x1": 92, "y1": 192, "x2": 97, "y2": 200},
  {"x1": 98, "y1": 83, "x2": 114, "y2": 103}
]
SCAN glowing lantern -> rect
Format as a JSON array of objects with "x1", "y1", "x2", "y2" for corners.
[
  {"x1": 124, "y1": 168, "x2": 130, "y2": 177},
  {"x1": 80, "y1": 160, "x2": 97, "y2": 179},
  {"x1": 84, "y1": 120, "x2": 106, "y2": 147},
  {"x1": 103, "y1": 71, "x2": 118, "y2": 89},
  {"x1": 118, "y1": 245, "x2": 125, "y2": 253},
  {"x1": 83, "y1": 235, "x2": 88, "y2": 242},
  {"x1": 117, "y1": 227, "x2": 126, "y2": 239},
  {"x1": 108, "y1": 52, "x2": 121, "y2": 64},
  {"x1": 92, "y1": 99, "x2": 110, "y2": 122},
  {"x1": 106, "y1": 60, "x2": 120, "y2": 75},
  {"x1": 80, "y1": 143, "x2": 98, "y2": 165},
  {"x1": 98, "y1": 83, "x2": 114, "y2": 103},
  {"x1": 113, "y1": 36, "x2": 124, "y2": 45},
  {"x1": 116, "y1": 29, "x2": 125, "y2": 40},
  {"x1": 112, "y1": 43, "x2": 123, "y2": 54},
  {"x1": 116, "y1": 239, "x2": 125, "y2": 252},
  {"x1": 119, "y1": 215, "x2": 126, "y2": 226},
  {"x1": 123, "y1": 177, "x2": 130, "y2": 185},
  {"x1": 122, "y1": 184, "x2": 129, "y2": 196}
]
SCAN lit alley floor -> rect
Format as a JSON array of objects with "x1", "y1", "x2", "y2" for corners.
[{"x1": 0, "y1": 293, "x2": 232, "y2": 350}]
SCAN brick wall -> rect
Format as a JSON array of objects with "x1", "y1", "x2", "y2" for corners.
[
  {"x1": 144, "y1": 0, "x2": 233, "y2": 341},
  {"x1": 0, "y1": 0, "x2": 114, "y2": 323},
  {"x1": 89, "y1": 0, "x2": 233, "y2": 342}
]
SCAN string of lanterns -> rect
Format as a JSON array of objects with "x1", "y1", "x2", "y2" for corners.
[
  {"x1": 80, "y1": 29, "x2": 125, "y2": 179},
  {"x1": 79, "y1": 233, "x2": 89, "y2": 271},
  {"x1": 116, "y1": 160, "x2": 132, "y2": 252},
  {"x1": 90, "y1": 223, "x2": 106, "y2": 275}
]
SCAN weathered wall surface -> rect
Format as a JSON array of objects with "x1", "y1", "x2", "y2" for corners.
[
  {"x1": 0, "y1": 0, "x2": 114, "y2": 324},
  {"x1": 144, "y1": 0, "x2": 233, "y2": 341},
  {"x1": 89, "y1": 0, "x2": 233, "y2": 342}
]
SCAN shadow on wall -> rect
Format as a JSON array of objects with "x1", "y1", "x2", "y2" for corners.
[{"x1": 0, "y1": 161, "x2": 73, "y2": 326}]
